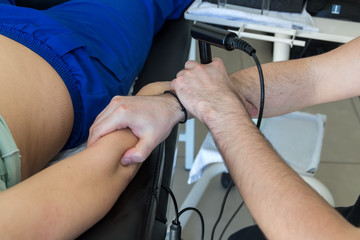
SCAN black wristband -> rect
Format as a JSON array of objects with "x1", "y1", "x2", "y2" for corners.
[{"x1": 164, "y1": 90, "x2": 188, "y2": 124}]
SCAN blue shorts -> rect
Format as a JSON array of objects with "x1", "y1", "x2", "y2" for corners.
[{"x1": 0, "y1": 0, "x2": 192, "y2": 149}]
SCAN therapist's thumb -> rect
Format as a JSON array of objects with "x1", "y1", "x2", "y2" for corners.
[{"x1": 121, "y1": 139, "x2": 153, "y2": 166}]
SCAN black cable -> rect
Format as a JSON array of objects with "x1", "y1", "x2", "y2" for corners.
[
  {"x1": 162, "y1": 184, "x2": 182, "y2": 240},
  {"x1": 251, "y1": 52, "x2": 265, "y2": 129},
  {"x1": 210, "y1": 43, "x2": 265, "y2": 240},
  {"x1": 162, "y1": 184, "x2": 205, "y2": 240},
  {"x1": 181, "y1": 24, "x2": 266, "y2": 239},
  {"x1": 229, "y1": 38, "x2": 265, "y2": 128},
  {"x1": 299, "y1": 39, "x2": 312, "y2": 59},
  {"x1": 219, "y1": 201, "x2": 244, "y2": 240},
  {"x1": 179, "y1": 207, "x2": 205, "y2": 240},
  {"x1": 210, "y1": 180, "x2": 235, "y2": 240},
  {"x1": 162, "y1": 183, "x2": 180, "y2": 224}
]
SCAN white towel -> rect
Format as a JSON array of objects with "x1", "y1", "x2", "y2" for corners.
[
  {"x1": 186, "y1": 1, "x2": 319, "y2": 32},
  {"x1": 188, "y1": 131, "x2": 224, "y2": 184}
]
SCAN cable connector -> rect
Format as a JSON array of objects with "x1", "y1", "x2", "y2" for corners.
[
  {"x1": 169, "y1": 220, "x2": 182, "y2": 240},
  {"x1": 228, "y1": 37, "x2": 256, "y2": 56}
]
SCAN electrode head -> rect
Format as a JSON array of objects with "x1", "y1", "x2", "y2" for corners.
[{"x1": 191, "y1": 22, "x2": 237, "y2": 51}]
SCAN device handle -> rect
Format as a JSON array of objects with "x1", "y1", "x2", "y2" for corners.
[{"x1": 198, "y1": 41, "x2": 212, "y2": 64}]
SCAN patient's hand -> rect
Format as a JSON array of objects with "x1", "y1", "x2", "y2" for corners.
[{"x1": 88, "y1": 93, "x2": 184, "y2": 165}]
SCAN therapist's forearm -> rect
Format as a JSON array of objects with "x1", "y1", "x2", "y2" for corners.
[
  {"x1": 205, "y1": 101, "x2": 360, "y2": 239},
  {"x1": 0, "y1": 129, "x2": 139, "y2": 239}
]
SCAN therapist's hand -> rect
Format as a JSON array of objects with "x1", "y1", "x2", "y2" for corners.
[
  {"x1": 171, "y1": 58, "x2": 256, "y2": 125},
  {"x1": 88, "y1": 83, "x2": 184, "y2": 166}
]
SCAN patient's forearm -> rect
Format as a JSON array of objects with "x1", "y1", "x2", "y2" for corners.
[
  {"x1": 229, "y1": 57, "x2": 318, "y2": 117},
  {"x1": 230, "y1": 37, "x2": 360, "y2": 117},
  {"x1": 0, "y1": 129, "x2": 139, "y2": 239},
  {"x1": 137, "y1": 81, "x2": 171, "y2": 95}
]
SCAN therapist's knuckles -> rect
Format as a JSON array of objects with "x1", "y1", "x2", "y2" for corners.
[
  {"x1": 184, "y1": 60, "x2": 198, "y2": 69},
  {"x1": 176, "y1": 70, "x2": 184, "y2": 78},
  {"x1": 108, "y1": 95, "x2": 126, "y2": 106}
]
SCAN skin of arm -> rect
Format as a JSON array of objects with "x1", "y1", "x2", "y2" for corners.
[
  {"x1": 0, "y1": 129, "x2": 139, "y2": 239},
  {"x1": 230, "y1": 36, "x2": 360, "y2": 117},
  {"x1": 0, "y1": 82, "x2": 171, "y2": 239},
  {"x1": 209, "y1": 100, "x2": 360, "y2": 240},
  {"x1": 171, "y1": 58, "x2": 360, "y2": 239}
]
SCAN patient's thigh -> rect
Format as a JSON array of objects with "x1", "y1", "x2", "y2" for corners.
[{"x1": 0, "y1": 35, "x2": 74, "y2": 180}]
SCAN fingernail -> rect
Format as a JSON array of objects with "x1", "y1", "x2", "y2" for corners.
[{"x1": 121, "y1": 157, "x2": 130, "y2": 166}]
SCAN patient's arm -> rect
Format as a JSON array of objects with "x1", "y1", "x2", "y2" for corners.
[
  {"x1": 229, "y1": 36, "x2": 360, "y2": 117},
  {"x1": 0, "y1": 129, "x2": 139, "y2": 239}
]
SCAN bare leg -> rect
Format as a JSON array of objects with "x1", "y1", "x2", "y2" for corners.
[{"x1": 0, "y1": 35, "x2": 74, "y2": 179}]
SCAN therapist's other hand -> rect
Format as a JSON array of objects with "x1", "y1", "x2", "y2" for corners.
[
  {"x1": 171, "y1": 58, "x2": 256, "y2": 124},
  {"x1": 88, "y1": 94, "x2": 183, "y2": 166}
]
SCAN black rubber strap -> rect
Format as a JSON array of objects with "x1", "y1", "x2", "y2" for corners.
[{"x1": 164, "y1": 90, "x2": 187, "y2": 124}]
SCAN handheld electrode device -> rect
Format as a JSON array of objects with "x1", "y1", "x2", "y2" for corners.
[
  {"x1": 168, "y1": 22, "x2": 265, "y2": 240},
  {"x1": 190, "y1": 22, "x2": 265, "y2": 128},
  {"x1": 191, "y1": 22, "x2": 256, "y2": 60}
]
